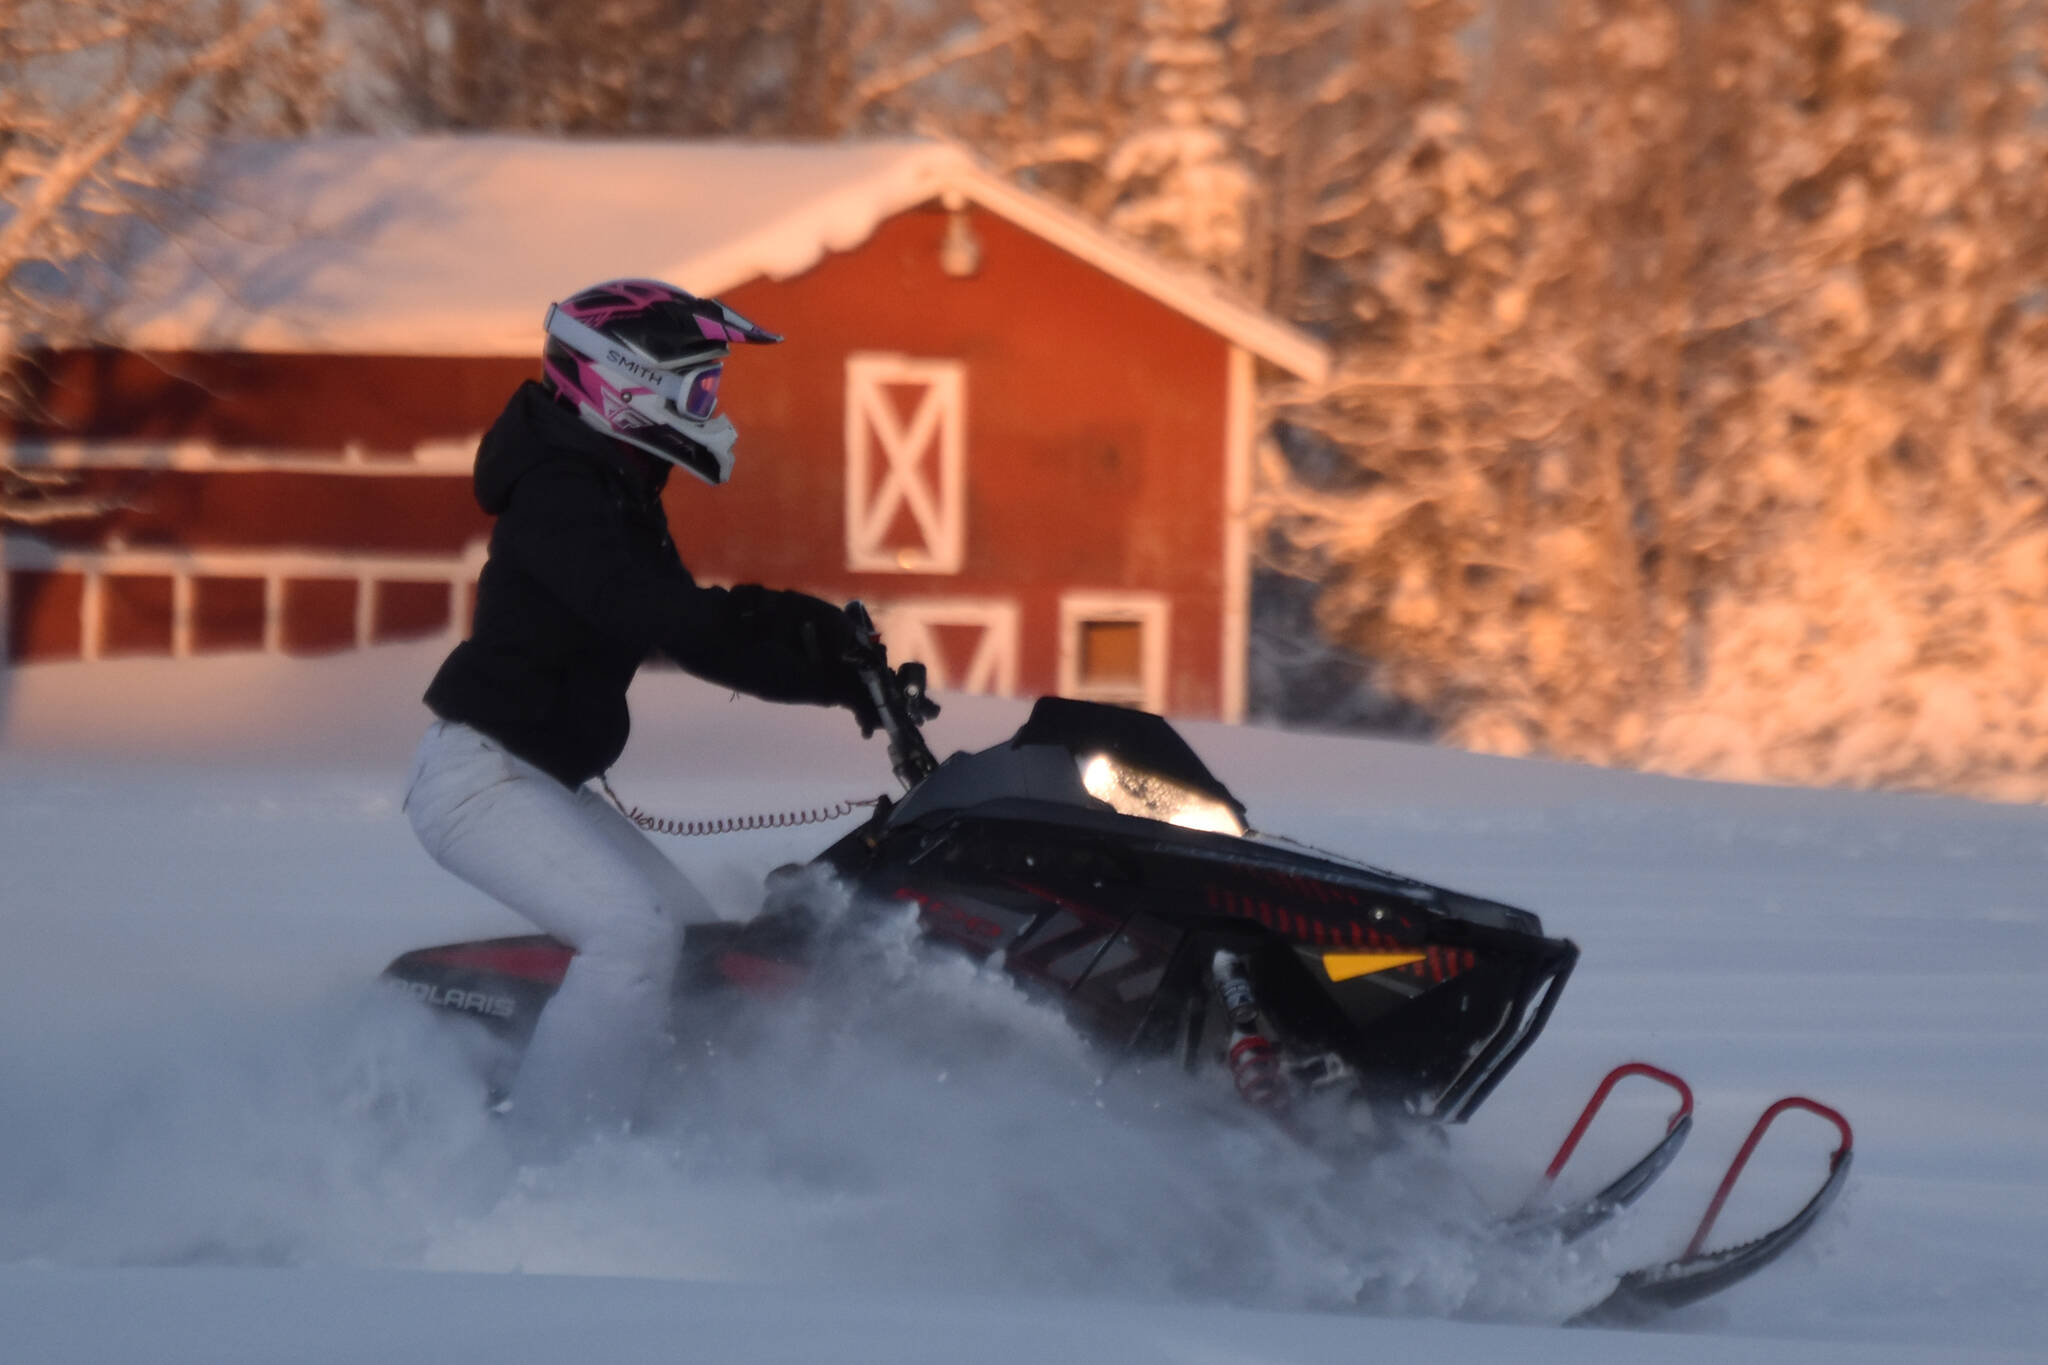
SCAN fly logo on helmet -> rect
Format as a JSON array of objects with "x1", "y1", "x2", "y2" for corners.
[{"x1": 541, "y1": 279, "x2": 782, "y2": 485}]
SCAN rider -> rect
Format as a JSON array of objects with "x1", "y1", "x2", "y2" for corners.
[{"x1": 405, "y1": 278, "x2": 875, "y2": 1153}]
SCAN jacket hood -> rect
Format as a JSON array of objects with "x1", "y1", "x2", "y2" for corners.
[{"x1": 474, "y1": 380, "x2": 661, "y2": 514}]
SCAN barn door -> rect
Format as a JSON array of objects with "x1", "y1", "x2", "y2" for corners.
[
  {"x1": 876, "y1": 599, "x2": 1019, "y2": 696},
  {"x1": 844, "y1": 354, "x2": 966, "y2": 573}
]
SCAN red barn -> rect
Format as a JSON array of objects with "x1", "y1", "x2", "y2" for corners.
[{"x1": 0, "y1": 137, "x2": 1328, "y2": 719}]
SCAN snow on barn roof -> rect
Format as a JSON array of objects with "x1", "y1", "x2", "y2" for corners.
[{"x1": 98, "y1": 136, "x2": 1330, "y2": 383}]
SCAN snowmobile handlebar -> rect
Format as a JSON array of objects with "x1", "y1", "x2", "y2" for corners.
[{"x1": 842, "y1": 601, "x2": 940, "y2": 790}]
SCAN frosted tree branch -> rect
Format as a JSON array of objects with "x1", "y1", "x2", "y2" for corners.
[
  {"x1": 845, "y1": 12, "x2": 1032, "y2": 116},
  {"x1": 1, "y1": 0, "x2": 327, "y2": 525}
]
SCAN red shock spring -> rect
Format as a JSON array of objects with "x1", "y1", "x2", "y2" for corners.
[{"x1": 1228, "y1": 1031, "x2": 1289, "y2": 1113}]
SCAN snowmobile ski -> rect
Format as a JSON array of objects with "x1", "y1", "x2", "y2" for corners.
[
  {"x1": 1516, "y1": 1062, "x2": 1695, "y2": 1243},
  {"x1": 1572, "y1": 1095, "x2": 1854, "y2": 1325}
]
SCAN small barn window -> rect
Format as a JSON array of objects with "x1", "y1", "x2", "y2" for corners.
[
  {"x1": 844, "y1": 353, "x2": 966, "y2": 573},
  {"x1": 1059, "y1": 592, "x2": 1169, "y2": 713},
  {"x1": 874, "y1": 598, "x2": 1019, "y2": 696},
  {"x1": 1080, "y1": 620, "x2": 1143, "y2": 685}
]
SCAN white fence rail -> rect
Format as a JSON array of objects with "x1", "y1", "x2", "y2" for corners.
[
  {"x1": 0, "y1": 436, "x2": 478, "y2": 478},
  {"x1": 2, "y1": 537, "x2": 487, "y2": 662}
]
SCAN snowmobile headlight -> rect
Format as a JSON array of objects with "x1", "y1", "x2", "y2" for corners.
[{"x1": 1079, "y1": 753, "x2": 1245, "y2": 836}]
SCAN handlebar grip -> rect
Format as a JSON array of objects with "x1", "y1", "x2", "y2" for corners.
[
  {"x1": 842, "y1": 600, "x2": 879, "y2": 644},
  {"x1": 839, "y1": 601, "x2": 939, "y2": 785}
]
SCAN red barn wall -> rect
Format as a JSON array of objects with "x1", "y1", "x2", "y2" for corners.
[
  {"x1": 3, "y1": 203, "x2": 1235, "y2": 714},
  {"x1": 707, "y1": 206, "x2": 1231, "y2": 715},
  {"x1": 2, "y1": 352, "x2": 514, "y2": 662},
  {"x1": 4, "y1": 349, "x2": 518, "y2": 554},
  {"x1": 9, "y1": 350, "x2": 534, "y2": 450}
]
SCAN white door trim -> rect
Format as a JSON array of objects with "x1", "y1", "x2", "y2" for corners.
[
  {"x1": 874, "y1": 597, "x2": 1020, "y2": 695},
  {"x1": 1221, "y1": 345, "x2": 1254, "y2": 722},
  {"x1": 844, "y1": 353, "x2": 967, "y2": 573}
]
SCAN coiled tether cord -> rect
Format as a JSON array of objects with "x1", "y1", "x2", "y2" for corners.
[{"x1": 599, "y1": 775, "x2": 883, "y2": 837}]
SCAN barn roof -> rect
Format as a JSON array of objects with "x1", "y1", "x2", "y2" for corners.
[{"x1": 94, "y1": 136, "x2": 1330, "y2": 383}]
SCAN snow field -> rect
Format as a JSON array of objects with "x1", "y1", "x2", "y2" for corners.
[{"x1": 1, "y1": 644, "x2": 2044, "y2": 1362}]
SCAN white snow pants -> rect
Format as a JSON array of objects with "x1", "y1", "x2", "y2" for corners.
[{"x1": 404, "y1": 720, "x2": 716, "y2": 1149}]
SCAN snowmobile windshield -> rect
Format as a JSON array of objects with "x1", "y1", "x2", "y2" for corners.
[{"x1": 1077, "y1": 751, "x2": 1245, "y2": 835}]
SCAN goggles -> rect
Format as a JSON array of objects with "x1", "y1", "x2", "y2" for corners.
[{"x1": 544, "y1": 304, "x2": 726, "y2": 421}]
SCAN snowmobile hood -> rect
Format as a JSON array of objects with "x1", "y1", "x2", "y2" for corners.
[{"x1": 473, "y1": 380, "x2": 661, "y2": 514}]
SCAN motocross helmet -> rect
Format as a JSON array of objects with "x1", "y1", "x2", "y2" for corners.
[{"x1": 541, "y1": 279, "x2": 781, "y2": 485}]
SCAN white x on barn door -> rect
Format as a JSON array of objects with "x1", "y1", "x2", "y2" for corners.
[
  {"x1": 875, "y1": 599, "x2": 1019, "y2": 696},
  {"x1": 844, "y1": 354, "x2": 966, "y2": 573}
]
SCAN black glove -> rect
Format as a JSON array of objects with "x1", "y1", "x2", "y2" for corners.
[
  {"x1": 790, "y1": 597, "x2": 864, "y2": 670},
  {"x1": 728, "y1": 587, "x2": 881, "y2": 732},
  {"x1": 797, "y1": 603, "x2": 885, "y2": 737},
  {"x1": 725, "y1": 586, "x2": 850, "y2": 658}
]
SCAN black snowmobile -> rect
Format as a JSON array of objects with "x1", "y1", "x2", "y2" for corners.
[{"x1": 385, "y1": 606, "x2": 1852, "y2": 1326}]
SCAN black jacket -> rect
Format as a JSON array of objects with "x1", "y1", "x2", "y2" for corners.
[{"x1": 425, "y1": 381, "x2": 855, "y2": 787}]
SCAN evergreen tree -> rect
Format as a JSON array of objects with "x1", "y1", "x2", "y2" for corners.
[{"x1": 1102, "y1": 0, "x2": 1255, "y2": 278}]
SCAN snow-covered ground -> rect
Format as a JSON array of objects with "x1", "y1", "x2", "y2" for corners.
[{"x1": 3, "y1": 644, "x2": 2044, "y2": 1363}]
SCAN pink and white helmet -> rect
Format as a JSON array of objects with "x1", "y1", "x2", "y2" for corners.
[{"x1": 541, "y1": 279, "x2": 781, "y2": 485}]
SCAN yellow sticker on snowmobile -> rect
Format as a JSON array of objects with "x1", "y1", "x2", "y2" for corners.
[{"x1": 1321, "y1": 950, "x2": 1428, "y2": 982}]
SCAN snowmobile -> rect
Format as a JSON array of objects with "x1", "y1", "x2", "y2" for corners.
[{"x1": 384, "y1": 606, "x2": 1852, "y2": 1326}]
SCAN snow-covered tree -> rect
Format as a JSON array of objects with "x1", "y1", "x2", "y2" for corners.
[
  {"x1": 1261, "y1": 0, "x2": 2048, "y2": 798},
  {"x1": 1644, "y1": 0, "x2": 2048, "y2": 798},
  {"x1": 1256, "y1": 0, "x2": 1606, "y2": 757},
  {"x1": 352, "y1": 0, "x2": 824, "y2": 133},
  {"x1": 354, "y1": 0, "x2": 1106, "y2": 143},
  {"x1": 1102, "y1": 0, "x2": 1255, "y2": 278}
]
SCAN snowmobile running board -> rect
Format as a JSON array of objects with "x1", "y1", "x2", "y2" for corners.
[{"x1": 1571, "y1": 1094, "x2": 1855, "y2": 1326}]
